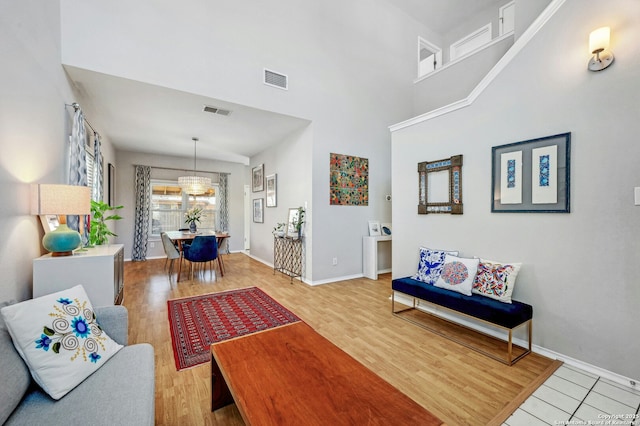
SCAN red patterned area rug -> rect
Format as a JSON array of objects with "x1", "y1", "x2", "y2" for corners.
[{"x1": 167, "y1": 287, "x2": 301, "y2": 370}]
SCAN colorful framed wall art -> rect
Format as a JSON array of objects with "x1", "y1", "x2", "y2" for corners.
[{"x1": 329, "y1": 153, "x2": 368, "y2": 206}]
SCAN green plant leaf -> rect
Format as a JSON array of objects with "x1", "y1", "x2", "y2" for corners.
[{"x1": 43, "y1": 326, "x2": 54, "y2": 336}]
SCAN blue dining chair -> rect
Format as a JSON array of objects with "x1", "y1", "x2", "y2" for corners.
[{"x1": 182, "y1": 235, "x2": 218, "y2": 282}]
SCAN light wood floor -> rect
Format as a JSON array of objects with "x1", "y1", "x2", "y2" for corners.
[{"x1": 123, "y1": 253, "x2": 557, "y2": 426}]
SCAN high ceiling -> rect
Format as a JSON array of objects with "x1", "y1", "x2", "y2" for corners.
[{"x1": 65, "y1": 1, "x2": 498, "y2": 165}]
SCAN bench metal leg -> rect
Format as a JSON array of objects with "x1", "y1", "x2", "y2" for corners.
[{"x1": 391, "y1": 291, "x2": 532, "y2": 366}]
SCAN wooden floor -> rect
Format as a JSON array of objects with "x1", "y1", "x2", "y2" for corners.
[{"x1": 123, "y1": 253, "x2": 557, "y2": 426}]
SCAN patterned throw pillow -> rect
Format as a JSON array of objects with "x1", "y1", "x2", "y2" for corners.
[
  {"x1": 434, "y1": 254, "x2": 480, "y2": 296},
  {"x1": 0, "y1": 285, "x2": 123, "y2": 400},
  {"x1": 413, "y1": 247, "x2": 459, "y2": 285},
  {"x1": 472, "y1": 259, "x2": 522, "y2": 303}
]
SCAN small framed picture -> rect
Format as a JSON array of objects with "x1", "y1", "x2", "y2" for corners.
[
  {"x1": 286, "y1": 208, "x2": 300, "y2": 237},
  {"x1": 252, "y1": 164, "x2": 264, "y2": 192},
  {"x1": 368, "y1": 220, "x2": 381, "y2": 236},
  {"x1": 266, "y1": 174, "x2": 277, "y2": 207},
  {"x1": 39, "y1": 215, "x2": 59, "y2": 233},
  {"x1": 253, "y1": 198, "x2": 264, "y2": 223}
]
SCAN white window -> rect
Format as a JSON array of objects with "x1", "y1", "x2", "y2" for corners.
[
  {"x1": 149, "y1": 179, "x2": 218, "y2": 236},
  {"x1": 418, "y1": 37, "x2": 442, "y2": 77}
]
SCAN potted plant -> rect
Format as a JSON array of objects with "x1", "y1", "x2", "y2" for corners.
[
  {"x1": 89, "y1": 200, "x2": 123, "y2": 246},
  {"x1": 184, "y1": 207, "x2": 204, "y2": 233},
  {"x1": 293, "y1": 207, "x2": 305, "y2": 238},
  {"x1": 272, "y1": 222, "x2": 286, "y2": 238}
]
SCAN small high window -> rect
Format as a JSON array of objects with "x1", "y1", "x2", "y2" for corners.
[{"x1": 418, "y1": 37, "x2": 442, "y2": 77}]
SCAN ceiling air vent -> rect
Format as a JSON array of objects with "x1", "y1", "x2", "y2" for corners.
[
  {"x1": 203, "y1": 105, "x2": 232, "y2": 116},
  {"x1": 264, "y1": 68, "x2": 288, "y2": 90}
]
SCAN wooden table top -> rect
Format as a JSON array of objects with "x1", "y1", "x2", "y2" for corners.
[{"x1": 211, "y1": 322, "x2": 443, "y2": 426}]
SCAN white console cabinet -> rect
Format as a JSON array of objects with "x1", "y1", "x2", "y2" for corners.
[
  {"x1": 33, "y1": 244, "x2": 124, "y2": 307},
  {"x1": 362, "y1": 236, "x2": 392, "y2": 280}
]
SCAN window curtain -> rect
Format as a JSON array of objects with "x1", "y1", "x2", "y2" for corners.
[
  {"x1": 218, "y1": 173, "x2": 229, "y2": 233},
  {"x1": 93, "y1": 132, "x2": 103, "y2": 202},
  {"x1": 68, "y1": 107, "x2": 88, "y2": 245},
  {"x1": 132, "y1": 165, "x2": 151, "y2": 261}
]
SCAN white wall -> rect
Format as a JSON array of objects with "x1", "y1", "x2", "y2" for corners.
[
  {"x1": 60, "y1": 0, "x2": 428, "y2": 282},
  {"x1": 248, "y1": 125, "x2": 313, "y2": 278},
  {"x1": 0, "y1": 0, "x2": 116, "y2": 302},
  {"x1": 114, "y1": 150, "x2": 247, "y2": 260},
  {"x1": 391, "y1": 0, "x2": 640, "y2": 380}
]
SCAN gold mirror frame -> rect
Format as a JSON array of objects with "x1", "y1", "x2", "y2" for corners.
[{"x1": 418, "y1": 155, "x2": 463, "y2": 214}]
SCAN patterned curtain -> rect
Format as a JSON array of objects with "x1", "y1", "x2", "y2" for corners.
[
  {"x1": 218, "y1": 173, "x2": 229, "y2": 233},
  {"x1": 132, "y1": 165, "x2": 151, "y2": 261},
  {"x1": 93, "y1": 132, "x2": 104, "y2": 202},
  {"x1": 68, "y1": 107, "x2": 87, "y2": 244}
]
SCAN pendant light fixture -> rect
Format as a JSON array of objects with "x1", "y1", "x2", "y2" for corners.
[{"x1": 178, "y1": 137, "x2": 211, "y2": 195}]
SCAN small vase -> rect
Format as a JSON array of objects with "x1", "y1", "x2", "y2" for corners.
[{"x1": 189, "y1": 222, "x2": 197, "y2": 233}]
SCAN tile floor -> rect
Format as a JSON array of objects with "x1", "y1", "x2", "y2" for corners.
[{"x1": 504, "y1": 364, "x2": 640, "y2": 426}]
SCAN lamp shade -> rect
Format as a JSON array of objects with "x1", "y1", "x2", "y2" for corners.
[
  {"x1": 31, "y1": 184, "x2": 91, "y2": 215},
  {"x1": 589, "y1": 27, "x2": 610, "y2": 54},
  {"x1": 31, "y1": 184, "x2": 91, "y2": 256}
]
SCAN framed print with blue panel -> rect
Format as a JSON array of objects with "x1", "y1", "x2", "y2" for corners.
[{"x1": 491, "y1": 132, "x2": 570, "y2": 213}]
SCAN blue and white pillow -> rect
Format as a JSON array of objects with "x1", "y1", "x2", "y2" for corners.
[
  {"x1": 413, "y1": 247, "x2": 459, "y2": 285},
  {"x1": 0, "y1": 285, "x2": 123, "y2": 400}
]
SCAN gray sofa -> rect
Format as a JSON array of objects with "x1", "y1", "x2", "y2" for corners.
[{"x1": 1, "y1": 302, "x2": 155, "y2": 425}]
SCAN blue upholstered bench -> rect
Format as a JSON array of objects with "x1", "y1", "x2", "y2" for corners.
[{"x1": 392, "y1": 276, "x2": 532, "y2": 365}]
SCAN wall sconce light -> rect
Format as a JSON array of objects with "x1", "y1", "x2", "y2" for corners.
[{"x1": 588, "y1": 27, "x2": 614, "y2": 71}]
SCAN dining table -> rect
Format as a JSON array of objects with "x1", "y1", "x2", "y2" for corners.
[{"x1": 165, "y1": 230, "x2": 230, "y2": 282}]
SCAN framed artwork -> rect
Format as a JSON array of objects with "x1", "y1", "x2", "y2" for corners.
[
  {"x1": 491, "y1": 132, "x2": 570, "y2": 213},
  {"x1": 418, "y1": 155, "x2": 463, "y2": 214},
  {"x1": 253, "y1": 198, "x2": 264, "y2": 223},
  {"x1": 266, "y1": 174, "x2": 277, "y2": 207},
  {"x1": 39, "y1": 215, "x2": 59, "y2": 233},
  {"x1": 252, "y1": 164, "x2": 264, "y2": 192},
  {"x1": 368, "y1": 220, "x2": 381, "y2": 236},
  {"x1": 329, "y1": 153, "x2": 368, "y2": 206},
  {"x1": 286, "y1": 208, "x2": 300, "y2": 237},
  {"x1": 108, "y1": 163, "x2": 116, "y2": 206}
]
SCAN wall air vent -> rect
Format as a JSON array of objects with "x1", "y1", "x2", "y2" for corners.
[
  {"x1": 203, "y1": 105, "x2": 232, "y2": 116},
  {"x1": 264, "y1": 68, "x2": 288, "y2": 90}
]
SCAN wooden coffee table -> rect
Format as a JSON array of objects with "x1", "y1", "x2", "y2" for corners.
[{"x1": 211, "y1": 322, "x2": 443, "y2": 426}]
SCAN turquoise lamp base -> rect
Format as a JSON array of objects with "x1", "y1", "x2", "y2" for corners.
[{"x1": 42, "y1": 224, "x2": 82, "y2": 257}]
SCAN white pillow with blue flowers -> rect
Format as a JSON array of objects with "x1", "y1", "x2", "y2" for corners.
[
  {"x1": 413, "y1": 247, "x2": 459, "y2": 285},
  {"x1": 0, "y1": 285, "x2": 123, "y2": 400}
]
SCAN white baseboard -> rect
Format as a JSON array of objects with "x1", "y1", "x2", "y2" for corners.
[
  {"x1": 309, "y1": 273, "x2": 364, "y2": 286},
  {"x1": 392, "y1": 292, "x2": 639, "y2": 391}
]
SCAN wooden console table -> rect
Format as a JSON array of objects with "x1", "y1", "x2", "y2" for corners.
[
  {"x1": 273, "y1": 236, "x2": 302, "y2": 282},
  {"x1": 211, "y1": 322, "x2": 443, "y2": 425}
]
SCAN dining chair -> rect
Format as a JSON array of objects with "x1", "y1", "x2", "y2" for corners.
[
  {"x1": 160, "y1": 232, "x2": 181, "y2": 280},
  {"x1": 182, "y1": 235, "x2": 218, "y2": 282}
]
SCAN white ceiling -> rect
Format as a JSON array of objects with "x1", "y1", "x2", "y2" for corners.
[
  {"x1": 65, "y1": 67, "x2": 311, "y2": 166},
  {"x1": 64, "y1": 1, "x2": 498, "y2": 165}
]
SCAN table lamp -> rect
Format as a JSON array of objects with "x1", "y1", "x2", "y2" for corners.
[{"x1": 31, "y1": 184, "x2": 91, "y2": 256}]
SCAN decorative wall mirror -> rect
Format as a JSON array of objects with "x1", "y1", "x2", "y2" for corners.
[{"x1": 418, "y1": 155, "x2": 463, "y2": 214}]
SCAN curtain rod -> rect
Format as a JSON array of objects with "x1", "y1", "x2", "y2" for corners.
[
  {"x1": 137, "y1": 164, "x2": 230, "y2": 176},
  {"x1": 65, "y1": 103, "x2": 100, "y2": 137}
]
